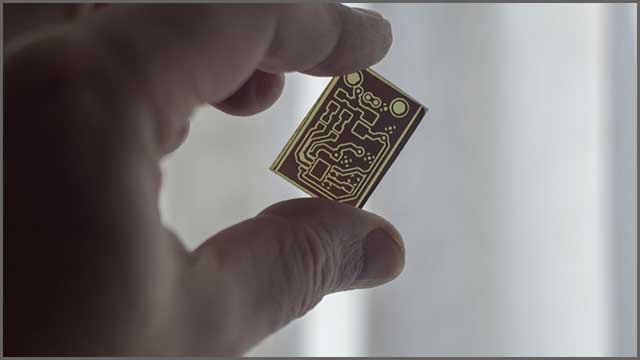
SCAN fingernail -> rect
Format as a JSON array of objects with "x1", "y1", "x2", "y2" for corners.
[
  {"x1": 354, "y1": 228, "x2": 405, "y2": 288},
  {"x1": 354, "y1": 7, "x2": 384, "y2": 19}
]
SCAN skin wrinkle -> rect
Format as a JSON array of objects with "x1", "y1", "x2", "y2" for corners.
[
  {"x1": 338, "y1": 234, "x2": 366, "y2": 291},
  {"x1": 278, "y1": 223, "x2": 312, "y2": 324},
  {"x1": 264, "y1": 214, "x2": 320, "y2": 322},
  {"x1": 255, "y1": 199, "x2": 392, "y2": 292},
  {"x1": 251, "y1": 212, "x2": 340, "y2": 320},
  {"x1": 311, "y1": 220, "x2": 342, "y2": 292},
  {"x1": 256, "y1": 211, "x2": 364, "y2": 317},
  {"x1": 296, "y1": 221, "x2": 331, "y2": 316}
]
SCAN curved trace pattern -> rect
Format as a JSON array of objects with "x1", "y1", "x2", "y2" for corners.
[{"x1": 271, "y1": 69, "x2": 427, "y2": 208}]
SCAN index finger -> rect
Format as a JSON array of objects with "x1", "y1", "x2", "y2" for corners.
[{"x1": 85, "y1": 4, "x2": 392, "y2": 118}]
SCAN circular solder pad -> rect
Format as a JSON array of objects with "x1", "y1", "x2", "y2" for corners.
[
  {"x1": 345, "y1": 71, "x2": 363, "y2": 87},
  {"x1": 390, "y1": 98, "x2": 409, "y2": 118}
]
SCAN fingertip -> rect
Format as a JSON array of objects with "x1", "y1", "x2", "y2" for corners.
[
  {"x1": 352, "y1": 227, "x2": 405, "y2": 289},
  {"x1": 259, "y1": 4, "x2": 393, "y2": 77},
  {"x1": 375, "y1": 214, "x2": 404, "y2": 256},
  {"x1": 355, "y1": 7, "x2": 393, "y2": 61},
  {"x1": 302, "y1": 5, "x2": 393, "y2": 76}
]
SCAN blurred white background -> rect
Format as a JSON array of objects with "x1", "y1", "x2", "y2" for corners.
[{"x1": 160, "y1": 3, "x2": 637, "y2": 356}]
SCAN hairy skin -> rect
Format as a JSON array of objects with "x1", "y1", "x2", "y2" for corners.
[{"x1": 4, "y1": 4, "x2": 404, "y2": 355}]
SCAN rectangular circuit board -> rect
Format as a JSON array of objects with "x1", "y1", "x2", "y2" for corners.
[{"x1": 271, "y1": 68, "x2": 427, "y2": 208}]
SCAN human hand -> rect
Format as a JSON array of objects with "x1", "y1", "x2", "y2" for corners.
[{"x1": 4, "y1": 4, "x2": 403, "y2": 355}]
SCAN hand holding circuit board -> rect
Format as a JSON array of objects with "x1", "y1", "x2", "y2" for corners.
[
  {"x1": 5, "y1": 3, "x2": 409, "y2": 356},
  {"x1": 272, "y1": 68, "x2": 427, "y2": 207}
]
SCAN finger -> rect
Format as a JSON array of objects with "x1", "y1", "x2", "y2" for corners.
[
  {"x1": 189, "y1": 198, "x2": 404, "y2": 354},
  {"x1": 87, "y1": 4, "x2": 391, "y2": 102},
  {"x1": 75, "y1": 4, "x2": 391, "y2": 153},
  {"x1": 211, "y1": 71, "x2": 285, "y2": 117},
  {"x1": 261, "y1": 6, "x2": 392, "y2": 76}
]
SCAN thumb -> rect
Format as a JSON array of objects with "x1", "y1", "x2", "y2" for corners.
[{"x1": 189, "y1": 198, "x2": 404, "y2": 354}]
